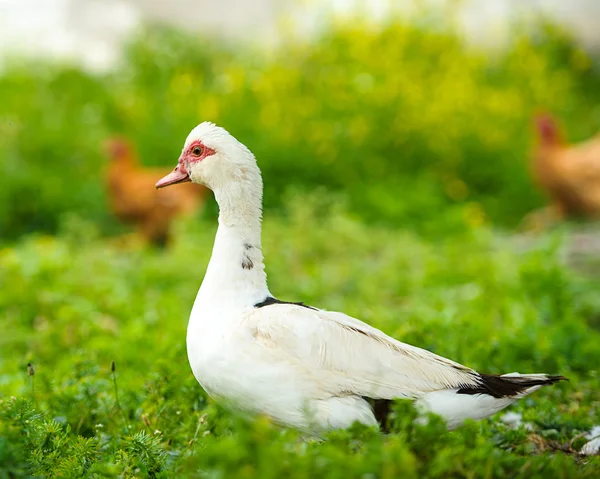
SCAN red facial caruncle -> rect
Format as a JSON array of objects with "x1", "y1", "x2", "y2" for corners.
[
  {"x1": 185, "y1": 140, "x2": 216, "y2": 164},
  {"x1": 156, "y1": 140, "x2": 216, "y2": 189}
]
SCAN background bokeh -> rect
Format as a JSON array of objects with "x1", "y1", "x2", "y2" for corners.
[
  {"x1": 1, "y1": 1, "x2": 600, "y2": 477},
  {"x1": 1, "y1": 2, "x2": 600, "y2": 239}
]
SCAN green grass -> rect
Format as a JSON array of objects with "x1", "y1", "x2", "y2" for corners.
[{"x1": 1, "y1": 195, "x2": 599, "y2": 477}]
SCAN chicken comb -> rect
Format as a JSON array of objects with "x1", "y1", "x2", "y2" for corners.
[
  {"x1": 104, "y1": 137, "x2": 133, "y2": 161},
  {"x1": 534, "y1": 112, "x2": 561, "y2": 145}
]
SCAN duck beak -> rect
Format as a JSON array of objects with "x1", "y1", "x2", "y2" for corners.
[{"x1": 156, "y1": 163, "x2": 190, "y2": 189}]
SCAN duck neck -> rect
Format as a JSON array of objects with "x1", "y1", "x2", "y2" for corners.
[{"x1": 200, "y1": 174, "x2": 270, "y2": 305}]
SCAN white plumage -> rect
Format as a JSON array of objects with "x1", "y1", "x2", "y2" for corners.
[{"x1": 156, "y1": 122, "x2": 566, "y2": 434}]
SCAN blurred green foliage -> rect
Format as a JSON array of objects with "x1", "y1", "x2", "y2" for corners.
[
  {"x1": 0, "y1": 197, "x2": 599, "y2": 476},
  {"x1": 1, "y1": 14, "x2": 600, "y2": 240}
]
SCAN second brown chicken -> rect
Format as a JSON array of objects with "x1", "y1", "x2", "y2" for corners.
[{"x1": 530, "y1": 113, "x2": 600, "y2": 226}]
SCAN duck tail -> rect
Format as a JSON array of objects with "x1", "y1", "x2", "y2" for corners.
[{"x1": 417, "y1": 373, "x2": 566, "y2": 429}]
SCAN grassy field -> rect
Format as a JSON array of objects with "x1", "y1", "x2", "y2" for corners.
[
  {"x1": 1, "y1": 195, "x2": 600, "y2": 477},
  {"x1": 1, "y1": 8, "x2": 600, "y2": 478}
]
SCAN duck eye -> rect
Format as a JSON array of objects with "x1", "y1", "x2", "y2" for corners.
[{"x1": 192, "y1": 146, "x2": 203, "y2": 156}]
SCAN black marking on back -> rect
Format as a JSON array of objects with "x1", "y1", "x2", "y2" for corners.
[
  {"x1": 242, "y1": 255, "x2": 254, "y2": 270},
  {"x1": 363, "y1": 397, "x2": 393, "y2": 433},
  {"x1": 457, "y1": 374, "x2": 566, "y2": 398},
  {"x1": 244, "y1": 243, "x2": 253, "y2": 250},
  {"x1": 254, "y1": 296, "x2": 317, "y2": 310}
]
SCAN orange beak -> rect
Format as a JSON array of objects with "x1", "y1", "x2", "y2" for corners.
[{"x1": 156, "y1": 164, "x2": 190, "y2": 189}]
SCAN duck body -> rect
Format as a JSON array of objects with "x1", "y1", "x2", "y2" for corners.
[
  {"x1": 188, "y1": 303, "x2": 378, "y2": 431},
  {"x1": 156, "y1": 122, "x2": 566, "y2": 434},
  {"x1": 185, "y1": 221, "x2": 377, "y2": 431}
]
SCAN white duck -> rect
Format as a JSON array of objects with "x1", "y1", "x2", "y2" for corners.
[{"x1": 156, "y1": 122, "x2": 566, "y2": 433}]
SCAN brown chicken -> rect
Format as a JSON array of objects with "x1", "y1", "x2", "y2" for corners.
[
  {"x1": 528, "y1": 113, "x2": 600, "y2": 227},
  {"x1": 105, "y1": 137, "x2": 207, "y2": 246}
]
